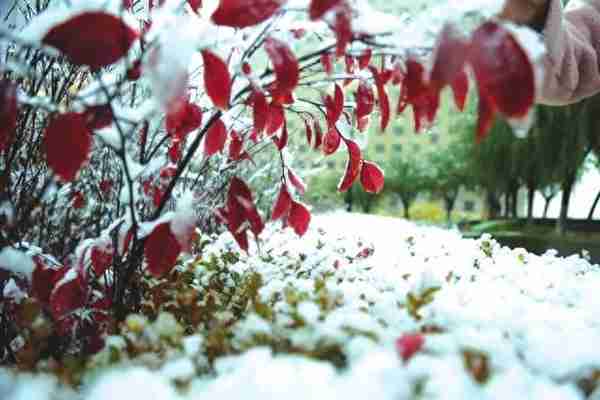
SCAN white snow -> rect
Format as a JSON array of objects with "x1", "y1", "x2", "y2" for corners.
[{"x1": 0, "y1": 247, "x2": 35, "y2": 279}]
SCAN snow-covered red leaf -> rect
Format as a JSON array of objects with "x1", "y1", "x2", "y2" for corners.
[
  {"x1": 322, "y1": 126, "x2": 341, "y2": 155},
  {"x1": 451, "y1": 69, "x2": 469, "y2": 111},
  {"x1": 264, "y1": 37, "x2": 299, "y2": 98},
  {"x1": 358, "y1": 49, "x2": 372, "y2": 70},
  {"x1": 202, "y1": 50, "x2": 231, "y2": 110},
  {"x1": 355, "y1": 81, "x2": 375, "y2": 127},
  {"x1": 430, "y1": 24, "x2": 469, "y2": 90},
  {"x1": 369, "y1": 66, "x2": 391, "y2": 132},
  {"x1": 226, "y1": 177, "x2": 264, "y2": 239},
  {"x1": 402, "y1": 59, "x2": 440, "y2": 132},
  {"x1": 360, "y1": 161, "x2": 384, "y2": 194},
  {"x1": 166, "y1": 100, "x2": 202, "y2": 139},
  {"x1": 272, "y1": 120, "x2": 289, "y2": 150},
  {"x1": 236, "y1": 196, "x2": 265, "y2": 236},
  {"x1": 288, "y1": 201, "x2": 311, "y2": 236},
  {"x1": 287, "y1": 168, "x2": 306, "y2": 195},
  {"x1": 212, "y1": 0, "x2": 285, "y2": 28},
  {"x1": 272, "y1": 184, "x2": 292, "y2": 220},
  {"x1": 309, "y1": 0, "x2": 342, "y2": 20},
  {"x1": 44, "y1": 112, "x2": 92, "y2": 182},
  {"x1": 253, "y1": 90, "x2": 269, "y2": 135},
  {"x1": 84, "y1": 104, "x2": 113, "y2": 130},
  {"x1": 469, "y1": 21, "x2": 535, "y2": 119},
  {"x1": 204, "y1": 118, "x2": 228, "y2": 157},
  {"x1": 337, "y1": 138, "x2": 362, "y2": 192},
  {"x1": 32, "y1": 259, "x2": 62, "y2": 304},
  {"x1": 321, "y1": 53, "x2": 333, "y2": 75},
  {"x1": 145, "y1": 223, "x2": 182, "y2": 277},
  {"x1": 42, "y1": 12, "x2": 138, "y2": 70},
  {"x1": 187, "y1": 0, "x2": 203, "y2": 13},
  {"x1": 0, "y1": 80, "x2": 17, "y2": 153},
  {"x1": 50, "y1": 269, "x2": 86, "y2": 319},
  {"x1": 396, "y1": 333, "x2": 425, "y2": 362}
]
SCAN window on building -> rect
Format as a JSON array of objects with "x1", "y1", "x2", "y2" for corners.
[
  {"x1": 430, "y1": 133, "x2": 440, "y2": 144},
  {"x1": 464, "y1": 200, "x2": 475, "y2": 212},
  {"x1": 311, "y1": 161, "x2": 321, "y2": 168},
  {"x1": 392, "y1": 144, "x2": 402, "y2": 152},
  {"x1": 393, "y1": 125, "x2": 404, "y2": 136},
  {"x1": 299, "y1": 144, "x2": 308, "y2": 153},
  {"x1": 375, "y1": 144, "x2": 385, "y2": 153},
  {"x1": 297, "y1": 160, "x2": 306, "y2": 169},
  {"x1": 326, "y1": 160, "x2": 336, "y2": 169}
]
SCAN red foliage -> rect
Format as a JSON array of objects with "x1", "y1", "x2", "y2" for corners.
[
  {"x1": 0, "y1": 80, "x2": 17, "y2": 153},
  {"x1": 90, "y1": 246, "x2": 112, "y2": 276},
  {"x1": 369, "y1": 67, "x2": 390, "y2": 132},
  {"x1": 309, "y1": 0, "x2": 342, "y2": 20},
  {"x1": 288, "y1": 201, "x2": 311, "y2": 236},
  {"x1": 322, "y1": 127, "x2": 341, "y2": 155},
  {"x1": 333, "y1": 4, "x2": 352, "y2": 57},
  {"x1": 145, "y1": 223, "x2": 182, "y2": 277},
  {"x1": 360, "y1": 161, "x2": 384, "y2": 194},
  {"x1": 287, "y1": 168, "x2": 306, "y2": 195},
  {"x1": 337, "y1": 138, "x2": 361, "y2": 192},
  {"x1": 396, "y1": 333, "x2": 425, "y2": 362},
  {"x1": 84, "y1": 104, "x2": 114, "y2": 130},
  {"x1": 358, "y1": 49, "x2": 372, "y2": 70},
  {"x1": 265, "y1": 103, "x2": 285, "y2": 135},
  {"x1": 44, "y1": 112, "x2": 92, "y2": 182},
  {"x1": 50, "y1": 270, "x2": 87, "y2": 319},
  {"x1": 355, "y1": 81, "x2": 375, "y2": 131},
  {"x1": 212, "y1": 0, "x2": 285, "y2": 28},
  {"x1": 272, "y1": 120, "x2": 289, "y2": 150},
  {"x1": 252, "y1": 90, "x2": 269, "y2": 136},
  {"x1": 325, "y1": 84, "x2": 344, "y2": 128},
  {"x1": 204, "y1": 118, "x2": 228, "y2": 156},
  {"x1": 72, "y1": 191, "x2": 86, "y2": 209},
  {"x1": 42, "y1": 12, "x2": 138, "y2": 70},
  {"x1": 429, "y1": 24, "x2": 469, "y2": 90},
  {"x1": 187, "y1": 0, "x2": 203, "y2": 13},
  {"x1": 202, "y1": 50, "x2": 232, "y2": 110},
  {"x1": 272, "y1": 184, "x2": 292, "y2": 220},
  {"x1": 166, "y1": 100, "x2": 203, "y2": 139},
  {"x1": 451, "y1": 69, "x2": 469, "y2": 111},
  {"x1": 321, "y1": 53, "x2": 333, "y2": 75}
]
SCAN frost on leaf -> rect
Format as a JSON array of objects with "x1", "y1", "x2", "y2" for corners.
[
  {"x1": 211, "y1": 0, "x2": 285, "y2": 28},
  {"x1": 220, "y1": 177, "x2": 264, "y2": 250},
  {"x1": 44, "y1": 112, "x2": 92, "y2": 182},
  {"x1": 287, "y1": 168, "x2": 306, "y2": 195},
  {"x1": 0, "y1": 80, "x2": 17, "y2": 153},
  {"x1": 91, "y1": 246, "x2": 112, "y2": 276},
  {"x1": 264, "y1": 37, "x2": 299, "y2": 101},
  {"x1": 145, "y1": 223, "x2": 182, "y2": 278},
  {"x1": 360, "y1": 161, "x2": 384, "y2": 194},
  {"x1": 288, "y1": 201, "x2": 311, "y2": 236},
  {"x1": 204, "y1": 118, "x2": 228, "y2": 157},
  {"x1": 202, "y1": 50, "x2": 232, "y2": 110},
  {"x1": 337, "y1": 138, "x2": 361, "y2": 192},
  {"x1": 166, "y1": 100, "x2": 202, "y2": 140},
  {"x1": 50, "y1": 269, "x2": 86, "y2": 319},
  {"x1": 469, "y1": 21, "x2": 535, "y2": 136},
  {"x1": 429, "y1": 24, "x2": 468, "y2": 91},
  {"x1": 42, "y1": 12, "x2": 138, "y2": 70},
  {"x1": 272, "y1": 184, "x2": 292, "y2": 220}
]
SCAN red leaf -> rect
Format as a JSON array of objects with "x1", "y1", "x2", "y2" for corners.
[
  {"x1": 264, "y1": 37, "x2": 299, "y2": 98},
  {"x1": 166, "y1": 100, "x2": 203, "y2": 139},
  {"x1": 211, "y1": 0, "x2": 285, "y2": 28},
  {"x1": 126, "y1": 59, "x2": 142, "y2": 81},
  {"x1": 369, "y1": 66, "x2": 390, "y2": 132},
  {"x1": 402, "y1": 59, "x2": 440, "y2": 132},
  {"x1": 345, "y1": 55, "x2": 355, "y2": 74},
  {"x1": 287, "y1": 168, "x2": 306, "y2": 195},
  {"x1": 187, "y1": 0, "x2": 203, "y2": 13},
  {"x1": 322, "y1": 126, "x2": 341, "y2": 155},
  {"x1": 0, "y1": 80, "x2": 17, "y2": 153},
  {"x1": 31, "y1": 259, "x2": 61, "y2": 304},
  {"x1": 303, "y1": 118, "x2": 313, "y2": 146},
  {"x1": 321, "y1": 53, "x2": 333, "y2": 75},
  {"x1": 334, "y1": 5, "x2": 352, "y2": 58},
  {"x1": 43, "y1": 12, "x2": 138, "y2": 70},
  {"x1": 50, "y1": 269, "x2": 86, "y2": 319},
  {"x1": 288, "y1": 201, "x2": 311, "y2": 236},
  {"x1": 360, "y1": 161, "x2": 384, "y2": 193},
  {"x1": 451, "y1": 69, "x2": 469, "y2": 111},
  {"x1": 72, "y1": 191, "x2": 86, "y2": 209},
  {"x1": 355, "y1": 81, "x2": 375, "y2": 125},
  {"x1": 272, "y1": 184, "x2": 292, "y2": 220},
  {"x1": 429, "y1": 24, "x2": 468, "y2": 90},
  {"x1": 202, "y1": 50, "x2": 232, "y2": 110},
  {"x1": 229, "y1": 130, "x2": 244, "y2": 160},
  {"x1": 309, "y1": 0, "x2": 342, "y2": 20},
  {"x1": 358, "y1": 49, "x2": 372, "y2": 70},
  {"x1": 396, "y1": 333, "x2": 424, "y2": 362},
  {"x1": 337, "y1": 138, "x2": 362, "y2": 192},
  {"x1": 84, "y1": 104, "x2": 113, "y2": 130},
  {"x1": 44, "y1": 112, "x2": 92, "y2": 182},
  {"x1": 266, "y1": 103, "x2": 285, "y2": 135},
  {"x1": 204, "y1": 118, "x2": 228, "y2": 157},
  {"x1": 253, "y1": 90, "x2": 269, "y2": 135},
  {"x1": 272, "y1": 120, "x2": 288, "y2": 150},
  {"x1": 325, "y1": 84, "x2": 344, "y2": 128},
  {"x1": 469, "y1": 21, "x2": 535, "y2": 119},
  {"x1": 313, "y1": 120, "x2": 323, "y2": 150},
  {"x1": 145, "y1": 223, "x2": 182, "y2": 277},
  {"x1": 91, "y1": 246, "x2": 112, "y2": 276},
  {"x1": 99, "y1": 179, "x2": 113, "y2": 194},
  {"x1": 242, "y1": 62, "x2": 252, "y2": 75},
  {"x1": 227, "y1": 177, "x2": 264, "y2": 238}
]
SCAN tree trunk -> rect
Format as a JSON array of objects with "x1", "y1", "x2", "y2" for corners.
[
  {"x1": 344, "y1": 188, "x2": 353, "y2": 212},
  {"x1": 527, "y1": 184, "x2": 535, "y2": 224},
  {"x1": 400, "y1": 195, "x2": 411, "y2": 219},
  {"x1": 486, "y1": 190, "x2": 500, "y2": 219},
  {"x1": 510, "y1": 187, "x2": 518, "y2": 218},
  {"x1": 556, "y1": 175, "x2": 575, "y2": 235},
  {"x1": 503, "y1": 192, "x2": 510, "y2": 218},
  {"x1": 587, "y1": 189, "x2": 600, "y2": 221},
  {"x1": 444, "y1": 192, "x2": 457, "y2": 225}
]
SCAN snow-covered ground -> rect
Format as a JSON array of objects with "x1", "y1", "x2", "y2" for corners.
[{"x1": 2, "y1": 212, "x2": 600, "y2": 400}]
